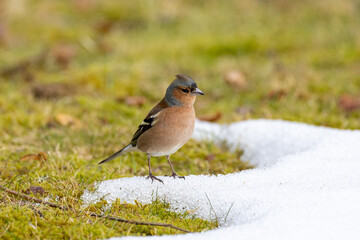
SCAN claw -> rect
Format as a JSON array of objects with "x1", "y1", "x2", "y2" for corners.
[
  {"x1": 165, "y1": 173, "x2": 185, "y2": 179},
  {"x1": 164, "y1": 155, "x2": 184, "y2": 180},
  {"x1": 146, "y1": 174, "x2": 164, "y2": 184}
]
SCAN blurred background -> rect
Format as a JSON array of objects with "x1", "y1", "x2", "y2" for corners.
[
  {"x1": 1, "y1": 0, "x2": 360, "y2": 237},
  {"x1": 1, "y1": 0, "x2": 360, "y2": 129}
]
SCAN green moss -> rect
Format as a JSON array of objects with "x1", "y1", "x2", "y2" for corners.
[{"x1": 0, "y1": 188, "x2": 216, "y2": 239}]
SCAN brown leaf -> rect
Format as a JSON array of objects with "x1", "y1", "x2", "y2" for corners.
[
  {"x1": 198, "y1": 112, "x2": 222, "y2": 122},
  {"x1": 20, "y1": 152, "x2": 47, "y2": 162},
  {"x1": 339, "y1": 94, "x2": 360, "y2": 112},
  {"x1": 205, "y1": 154, "x2": 215, "y2": 161},
  {"x1": 186, "y1": 207, "x2": 200, "y2": 214},
  {"x1": 51, "y1": 44, "x2": 77, "y2": 68},
  {"x1": 55, "y1": 113, "x2": 83, "y2": 129},
  {"x1": 32, "y1": 82, "x2": 77, "y2": 100},
  {"x1": 266, "y1": 89, "x2": 287, "y2": 100},
  {"x1": 94, "y1": 20, "x2": 114, "y2": 34},
  {"x1": 25, "y1": 186, "x2": 45, "y2": 195},
  {"x1": 38, "y1": 152, "x2": 47, "y2": 160},
  {"x1": 224, "y1": 70, "x2": 247, "y2": 89},
  {"x1": 117, "y1": 96, "x2": 147, "y2": 107}
]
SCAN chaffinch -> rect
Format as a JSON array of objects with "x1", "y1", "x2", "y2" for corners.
[{"x1": 99, "y1": 74, "x2": 204, "y2": 183}]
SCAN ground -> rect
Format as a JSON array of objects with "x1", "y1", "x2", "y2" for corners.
[{"x1": 0, "y1": 0, "x2": 359, "y2": 239}]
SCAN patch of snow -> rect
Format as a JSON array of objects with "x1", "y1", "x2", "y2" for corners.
[{"x1": 82, "y1": 119, "x2": 360, "y2": 240}]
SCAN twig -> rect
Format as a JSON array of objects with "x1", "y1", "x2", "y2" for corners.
[
  {"x1": 0, "y1": 197, "x2": 44, "y2": 218},
  {"x1": 0, "y1": 184, "x2": 190, "y2": 233}
]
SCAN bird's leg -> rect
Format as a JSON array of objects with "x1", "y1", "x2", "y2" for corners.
[
  {"x1": 145, "y1": 154, "x2": 163, "y2": 184},
  {"x1": 166, "y1": 155, "x2": 185, "y2": 179}
]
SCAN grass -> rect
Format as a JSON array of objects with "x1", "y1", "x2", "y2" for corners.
[{"x1": 1, "y1": 0, "x2": 360, "y2": 238}]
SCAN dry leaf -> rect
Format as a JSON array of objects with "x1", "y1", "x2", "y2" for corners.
[
  {"x1": 186, "y1": 207, "x2": 200, "y2": 214},
  {"x1": 25, "y1": 186, "x2": 45, "y2": 195},
  {"x1": 117, "y1": 96, "x2": 147, "y2": 107},
  {"x1": 339, "y1": 94, "x2": 360, "y2": 112},
  {"x1": 198, "y1": 112, "x2": 222, "y2": 122},
  {"x1": 205, "y1": 154, "x2": 215, "y2": 161},
  {"x1": 55, "y1": 113, "x2": 83, "y2": 128},
  {"x1": 95, "y1": 20, "x2": 114, "y2": 34},
  {"x1": 224, "y1": 70, "x2": 247, "y2": 89},
  {"x1": 20, "y1": 152, "x2": 47, "y2": 162},
  {"x1": 51, "y1": 44, "x2": 77, "y2": 68},
  {"x1": 266, "y1": 89, "x2": 287, "y2": 100}
]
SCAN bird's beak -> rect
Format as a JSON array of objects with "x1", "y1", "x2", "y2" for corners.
[{"x1": 191, "y1": 88, "x2": 205, "y2": 96}]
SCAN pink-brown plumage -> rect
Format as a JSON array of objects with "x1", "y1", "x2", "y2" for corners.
[{"x1": 137, "y1": 105, "x2": 195, "y2": 156}]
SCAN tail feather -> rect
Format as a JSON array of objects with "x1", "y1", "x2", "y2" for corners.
[{"x1": 98, "y1": 144, "x2": 134, "y2": 164}]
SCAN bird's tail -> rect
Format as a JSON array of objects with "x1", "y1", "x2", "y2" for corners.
[{"x1": 98, "y1": 144, "x2": 135, "y2": 164}]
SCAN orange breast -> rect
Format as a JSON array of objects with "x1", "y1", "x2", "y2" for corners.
[{"x1": 136, "y1": 106, "x2": 195, "y2": 156}]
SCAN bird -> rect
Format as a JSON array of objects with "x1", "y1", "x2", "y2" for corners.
[{"x1": 99, "y1": 74, "x2": 204, "y2": 183}]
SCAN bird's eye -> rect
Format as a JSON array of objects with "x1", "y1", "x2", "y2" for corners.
[{"x1": 181, "y1": 89, "x2": 189, "y2": 93}]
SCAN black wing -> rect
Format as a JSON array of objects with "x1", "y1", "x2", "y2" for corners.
[
  {"x1": 130, "y1": 98, "x2": 169, "y2": 147},
  {"x1": 130, "y1": 114, "x2": 157, "y2": 146}
]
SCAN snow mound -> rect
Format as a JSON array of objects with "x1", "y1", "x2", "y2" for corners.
[{"x1": 82, "y1": 119, "x2": 360, "y2": 240}]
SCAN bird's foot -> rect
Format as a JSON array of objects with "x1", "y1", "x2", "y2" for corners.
[
  {"x1": 165, "y1": 172, "x2": 185, "y2": 179},
  {"x1": 146, "y1": 174, "x2": 164, "y2": 184}
]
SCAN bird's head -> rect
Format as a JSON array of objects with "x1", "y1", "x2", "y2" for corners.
[{"x1": 165, "y1": 74, "x2": 204, "y2": 107}]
